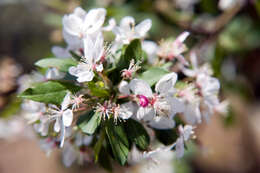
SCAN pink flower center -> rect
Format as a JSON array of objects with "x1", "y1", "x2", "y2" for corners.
[{"x1": 138, "y1": 95, "x2": 149, "y2": 107}]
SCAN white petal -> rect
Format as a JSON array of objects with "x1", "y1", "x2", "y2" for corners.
[
  {"x1": 103, "y1": 18, "x2": 116, "y2": 31},
  {"x1": 175, "y1": 138, "x2": 184, "y2": 158},
  {"x1": 45, "y1": 68, "x2": 65, "y2": 80},
  {"x1": 62, "y1": 109, "x2": 73, "y2": 127},
  {"x1": 96, "y1": 64, "x2": 103, "y2": 72},
  {"x1": 119, "y1": 80, "x2": 130, "y2": 95},
  {"x1": 77, "y1": 70, "x2": 94, "y2": 82},
  {"x1": 135, "y1": 19, "x2": 152, "y2": 37},
  {"x1": 167, "y1": 97, "x2": 185, "y2": 116},
  {"x1": 155, "y1": 72, "x2": 177, "y2": 95},
  {"x1": 61, "y1": 92, "x2": 71, "y2": 110},
  {"x1": 84, "y1": 8, "x2": 106, "y2": 34},
  {"x1": 62, "y1": 142, "x2": 77, "y2": 167},
  {"x1": 183, "y1": 103, "x2": 201, "y2": 124},
  {"x1": 137, "y1": 107, "x2": 154, "y2": 120},
  {"x1": 54, "y1": 119, "x2": 60, "y2": 132},
  {"x1": 120, "y1": 16, "x2": 135, "y2": 32},
  {"x1": 119, "y1": 102, "x2": 134, "y2": 119},
  {"x1": 83, "y1": 36, "x2": 95, "y2": 62},
  {"x1": 149, "y1": 116, "x2": 175, "y2": 129},
  {"x1": 129, "y1": 79, "x2": 153, "y2": 97},
  {"x1": 183, "y1": 125, "x2": 193, "y2": 141},
  {"x1": 60, "y1": 122, "x2": 66, "y2": 147},
  {"x1": 73, "y1": 7, "x2": 86, "y2": 19},
  {"x1": 63, "y1": 14, "x2": 83, "y2": 37},
  {"x1": 181, "y1": 68, "x2": 196, "y2": 77},
  {"x1": 68, "y1": 66, "x2": 79, "y2": 76},
  {"x1": 176, "y1": 31, "x2": 189, "y2": 43}
]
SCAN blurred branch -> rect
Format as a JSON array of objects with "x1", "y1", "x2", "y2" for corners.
[{"x1": 155, "y1": 0, "x2": 243, "y2": 35}]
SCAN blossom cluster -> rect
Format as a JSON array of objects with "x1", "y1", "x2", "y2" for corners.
[{"x1": 18, "y1": 6, "x2": 228, "y2": 168}]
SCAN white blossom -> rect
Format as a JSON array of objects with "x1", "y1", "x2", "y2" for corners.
[
  {"x1": 158, "y1": 31, "x2": 190, "y2": 65},
  {"x1": 48, "y1": 92, "x2": 73, "y2": 147},
  {"x1": 69, "y1": 32, "x2": 105, "y2": 82},
  {"x1": 112, "y1": 16, "x2": 152, "y2": 45},
  {"x1": 21, "y1": 100, "x2": 46, "y2": 124},
  {"x1": 63, "y1": 7, "x2": 106, "y2": 39},
  {"x1": 120, "y1": 73, "x2": 184, "y2": 129},
  {"x1": 181, "y1": 52, "x2": 213, "y2": 77},
  {"x1": 175, "y1": 125, "x2": 194, "y2": 158}
]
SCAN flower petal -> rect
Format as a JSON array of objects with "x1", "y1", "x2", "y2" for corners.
[
  {"x1": 62, "y1": 109, "x2": 73, "y2": 127},
  {"x1": 135, "y1": 19, "x2": 152, "y2": 37},
  {"x1": 61, "y1": 92, "x2": 71, "y2": 110},
  {"x1": 129, "y1": 79, "x2": 153, "y2": 97},
  {"x1": 84, "y1": 8, "x2": 106, "y2": 34},
  {"x1": 155, "y1": 72, "x2": 177, "y2": 95},
  {"x1": 148, "y1": 116, "x2": 175, "y2": 129},
  {"x1": 120, "y1": 16, "x2": 135, "y2": 32},
  {"x1": 77, "y1": 70, "x2": 94, "y2": 82},
  {"x1": 175, "y1": 138, "x2": 184, "y2": 158},
  {"x1": 63, "y1": 14, "x2": 83, "y2": 37},
  {"x1": 119, "y1": 80, "x2": 130, "y2": 95},
  {"x1": 54, "y1": 119, "x2": 61, "y2": 132}
]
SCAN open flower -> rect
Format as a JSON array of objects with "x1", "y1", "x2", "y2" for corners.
[
  {"x1": 158, "y1": 32, "x2": 190, "y2": 65},
  {"x1": 121, "y1": 59, "x2": 140, "y2": 79},
  {"x1": 181, "y1": 52, "x2": 213, "y2": 77},
  {"x1": 48, "y1": 92, "x2": 73, "y2": 147},
  {"x1": 112, "y1": 16, "x2": 152, "y2": 45},
  {"x1": 119, "y1": 72, "x2": 184, "y2": 129},
  {"x1": 177, "y1": 84, "x2": 202, "y2": 124},
  {"x1": 63, "y1": 8, "x2": 106, "y2": 39},
  {"x1": 175, "y1": 125, "x2": 194, "y2": 158},
  {"x1": 69, "y1": 32, "x2": 105, "y2": 82}
]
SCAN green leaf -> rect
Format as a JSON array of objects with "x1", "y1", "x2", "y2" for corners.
[
  {"x1": 35, "y1": 58, "x2": 77, "y2": 72},
  {"x1": 116, "y1": 39, "x2": 142, "y2": 70},
  {"x1": 88, "y1": 81, "x2": 110, "y2": 98},
  {"x1": 18, "y1": 81, "x2": 81, "y2": 105},
  {"x1": 139, "y1": 67, "x2": 169, "y2": 86},
  {"x1": 125, "y1": 119, "x2": 150, "y2": 150},
  {"x1": 154, "y1": 128, "x2": 178, "y2": 145},
  {"x1": 94, "y1": 128, "x2": 106, "y2": 162},
  {"x1": 105, "y1": 120, "x2": 129, "y2": 165},
  {"x1": 77, "y1": 111, "x2": 102, "y2": 135},
  {"x1": 98, "y1": 147, "x2": 113, "y2": 172}
]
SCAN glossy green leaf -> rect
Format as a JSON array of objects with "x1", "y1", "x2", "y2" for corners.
[
  {"x1": 125, "y1": 119, "x2": 150, "y2": 150},
  {"x1": 18, "y1": 81, "x2": 81, "y2": 105},
  {"x1": 105, "y1": 120, "x2": 129, "y2": 165},
  {"x1": 35, "y1": 58, "x2": 77, "y2": 72},
  {"x1": 116, "y1": 39, "x2": 142, "y2": 70},
  {"x1": 77, "y1": 111, "x2": 102, "y2": 135},
  {"x1": 139, "y1": 67, "x2": 169, "y2": 86}
]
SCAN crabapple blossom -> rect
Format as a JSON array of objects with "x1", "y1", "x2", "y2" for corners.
[
  {"x1": 112, "y1": 16, "x2": 152, "y2": 45},
  {"x1": 175, "y1": 125, "x2": 194, "y2": 158},
  {"x1": 69, "y1": 32, "x2": 105, "y2": 82},
  {"x1": 48, "y1": 92, "x2": 73, "y2": 147},
  {"x1": 158, "y1": 31, "x2": 190, "y2": 65},
  {"x1": 63, "y1": 8, "x2": 106, "y2": 39},
  {"x1": 17, "y1": 6, "x2": 226, "y2": 168}
]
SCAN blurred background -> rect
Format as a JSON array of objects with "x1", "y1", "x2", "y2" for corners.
[{"x1": 1, "y1": 0, "x2": 260, "y2": 172}]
